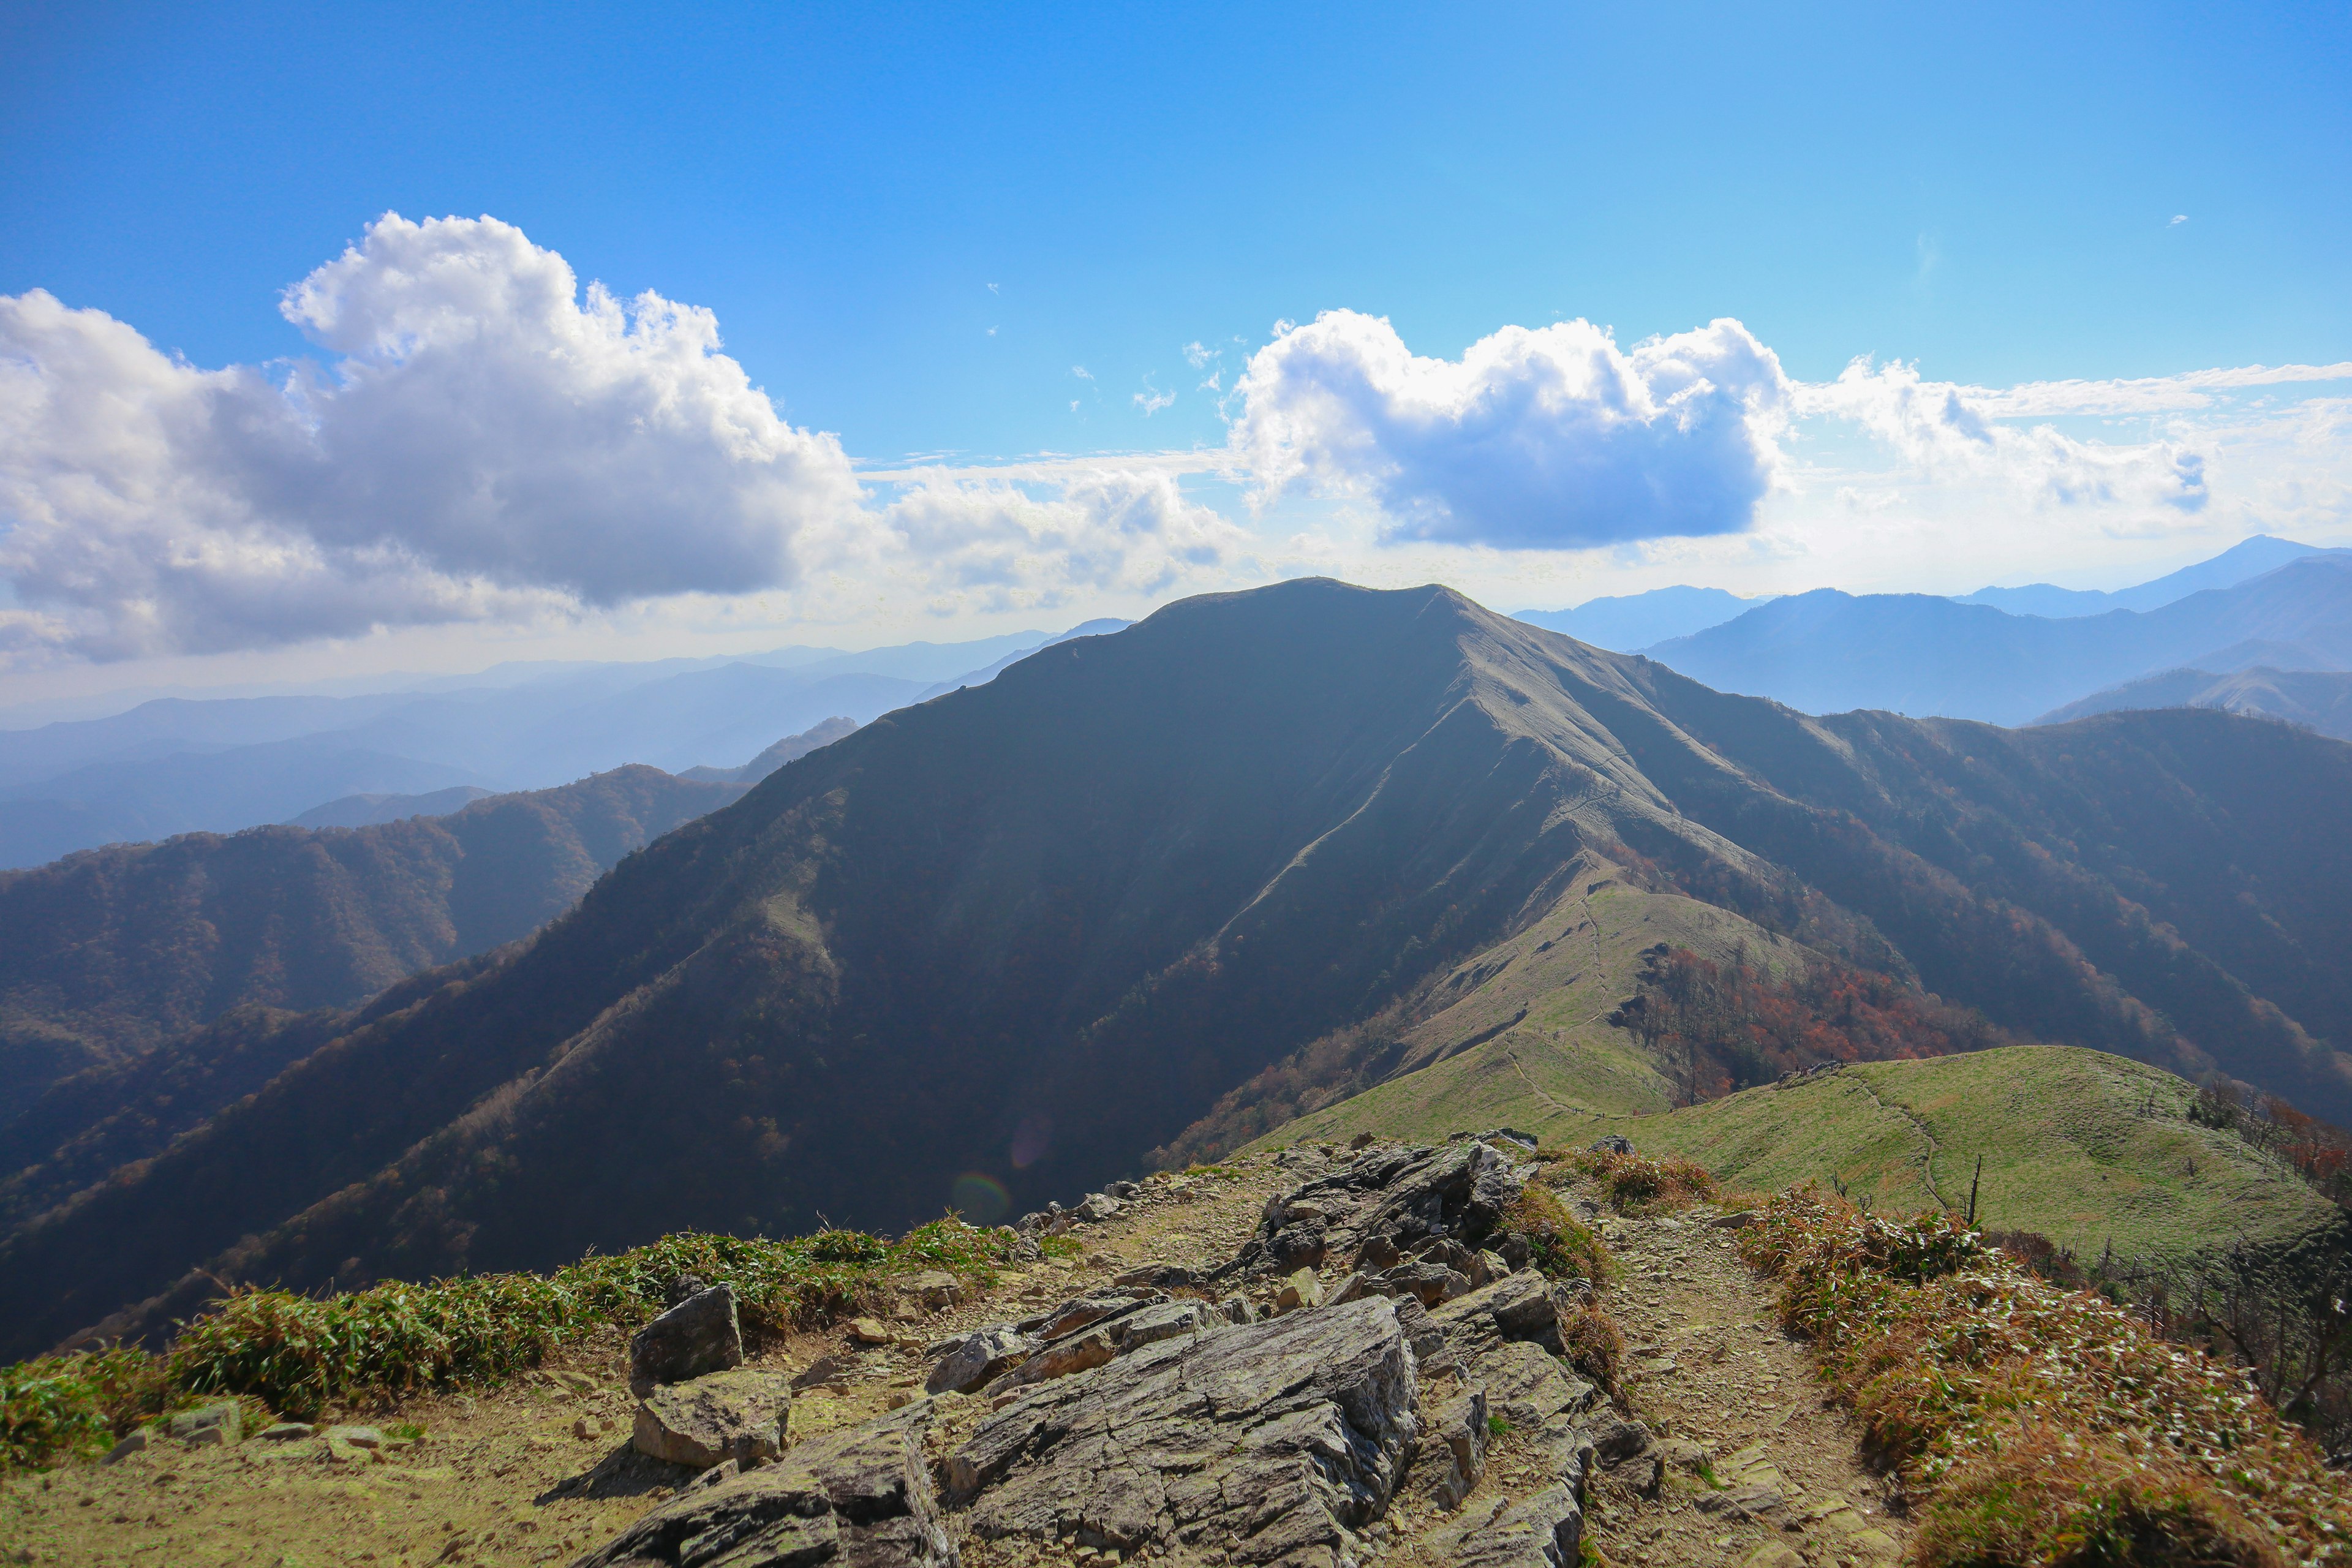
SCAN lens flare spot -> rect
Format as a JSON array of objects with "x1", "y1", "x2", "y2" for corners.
[{"x1": 952, "y1": 1172, "x2": 1011, "y2": 1225}]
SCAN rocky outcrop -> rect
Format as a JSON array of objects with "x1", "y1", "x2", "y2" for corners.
[
  {"x1": 1221, "y1": 1138, "x2": 1528, "y2": 1283},
  {"x1": 628, "y1": 1284, "x2": 744, "y2": 1397},
  {"x1": 948, "y1": 1297, "x2": 1420, "y2": 1566},
  {"x1": 631, "y1": 1368, "x2": 793, "y2": 1469},
  {"x1": 579, "y1": 1420, "x2": 954, "y2": 1567},
  {"x1": 577, "y1": 1137, "x2": 1637, "y2": 1568}
]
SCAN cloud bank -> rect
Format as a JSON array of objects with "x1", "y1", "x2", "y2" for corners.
[
  {"x1": 1228, "y1": 311, "x2": 1792, "y2": 548},
  {"x1": 0, "y1": 215, "x2": 864, "y2": 661}
]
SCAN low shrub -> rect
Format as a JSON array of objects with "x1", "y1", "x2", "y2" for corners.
[
  {"x1": 1558, "y1": 1294, "x2": 1625, "y2": 1393},
  {"x1": 1741, "y1": 1188, "x2": 2350, "y2": 1567},
  {"x1": 1, "y1": 1348, "x2": 171, "y2": 1470},
  {"x1": 1501, "y1": 1184, "x2": 1613, "y2": 1283},
  {"x1": 1559, "y1": 1148, "x2": 1720, "y2": 1215},
  {"x1": 1915, "y1": 1425, "x2": 2284, "y2": 1568},
  {"x1": 5, "y1": 1216, "x2": 1022, "y2": 1453}
]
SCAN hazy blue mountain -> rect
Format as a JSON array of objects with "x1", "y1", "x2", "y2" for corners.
[
  {"x1": 678, "y1": 717, "x2": 860, "y2": 784},
  {"x1": 1511, "y1": 586, "x2": 1772, "y2": 650},
  {"x1": 1958, "y1": 535, "x2": 2344, "y2": 617},
  {"x1": 287, "y1": 785, "x2": 497, "y2": 829},
  {"x1": 1643, "y1": 555, "x2": 2352, "y2": 723},
  {"x1": 0, "y1": 739, "x2": 491, "y2": 870},
  {"x1": 2038, "y1": 666, "x2": 2352, "y2": 741},
  {"x1": 0, "y1": 631, "x2": 1059, "y2": 865},
  {"x1": 916, "y1": 618, "x2": 1133, "y2": 698}
]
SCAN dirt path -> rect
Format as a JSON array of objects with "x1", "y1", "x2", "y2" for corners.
[{"x1": 1587, "y1": 1210, "x2": 1907, "y2": 1568}]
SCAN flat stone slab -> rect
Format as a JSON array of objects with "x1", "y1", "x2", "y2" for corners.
[
  {"x1": 581, "y1": 1420, "x2": 952, "y2": 1567},
  {"x1": 632, "y1": 1367, "x2": 793, "y2": 1469},
  {"x1": 947, "y1": 1295, "x2": 1419, "y2": 1566}
]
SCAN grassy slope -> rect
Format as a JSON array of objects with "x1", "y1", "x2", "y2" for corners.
[
  {"x1": 1253, "y1": 874, "x2": 1802, "y2": 1147},
  {"x1": 1642, "y1": 1049, "x2": 2339, "y2": 1264},
  {"x1": 1268, "y1": 1031, "x2": 2340, "y2": 1265}
]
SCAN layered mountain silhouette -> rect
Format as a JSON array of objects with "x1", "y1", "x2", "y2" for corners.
[
  {"x1": 1647, "y1": 554, "x2": 2352, "y2": 723},
  {"x1": 4, "y1": 579, "x2": 2350, "y2": 1360},
  {"x1": 0, "y1": 765, "x2": 752, "y2": 1118},
  {"x1": 2040, "y1": 666, "x2": 2352, "y2": 741}
]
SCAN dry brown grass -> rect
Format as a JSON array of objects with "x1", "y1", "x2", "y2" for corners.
[
  {"x1": 1740, "y1": 1188, "x2": 2350, "y2": 1567},
  {"x1": 1556, "y1": 1147, "x2": 1722, "y2": 1215}
]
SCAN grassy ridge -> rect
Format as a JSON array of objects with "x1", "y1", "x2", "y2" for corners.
[
  {"x1": 2, "y1": 1218, "x2": 1020, "y2": 1471},
  {"x1": 1640, "y1": 1048, "x2": 2342, "y2": 1267}
]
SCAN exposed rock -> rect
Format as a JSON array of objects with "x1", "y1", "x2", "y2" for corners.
[
  {"x1": 1589, "y1": 1134, "x2": 1634, "y2": 1156},
  {"x1": 167, "y1": 1403, "x2": 243, "y2": 1446},
  {"x1": 848, "y1": 1317, "x2": 894, "y2": 1345},
  {"x1": 790, "y1": 1355, "x2": 846, "y2": 1391},
  {"x1": 895, "y1": 1270, "x2": 963, "y2": 1311},
  {"x1": 1073, "y1": 1192, "x2": 1123, "y2": 1223},
  {"x1": 631, "y1": 1367, "x2": 793, "y2": 1469},
  {"x1": 1275, "y1": 1268, "x2": 1324, "y2": 1312},
  {"x1": 1585, "y1": 1414, "x2": 1664, "y2": 1498},
  {"x1": 580, "y1": 1420, "x2": 954, "y2": 1567},
  {"x1": 1436, "y1": 1485, "x2": 1583, "y2": 1568},
  {"x1": 628, "y1": 1284, "x2": 744, "y2": 1396},
  {"x1": 257, "y1": 1422, "x2": 314, "y2": 1442},
  {"x1": 989, "y1": 1327, "x2": 1117, "y2": 1393},
  {"x1": 926, "y1": 1327, "x2": 1041, "y2": 1396},
  {"x1": 1224, "y1": 1139, "x2": 1529, "y2": 1283},
  {"x1": 1112, "y1": 1262, "x2": 1199, "y2": 1289},
  {"x1": 1106, "y1": 1180, "x2": 1142, "y2": 1199},
  {"x1": 1473, "y1": 1341, "x2": 1597, "y2": 1433},
  {"x1": 100, "y1": 1430, "x2": 148, "y2": 1464},
  {"x1": 1408, "y1": 1382, "x2": 1489, "y2": 1510},
  {"x1": 946, "y1": 1297, "x2": 1419, "y2": 1565},
  {"x1": 1431, "y1": 1269, "x2": 1567, "y2": 1356},
  {"x1": 1015, "y1": 1290, "x2": 1157, "y2": 1340}
]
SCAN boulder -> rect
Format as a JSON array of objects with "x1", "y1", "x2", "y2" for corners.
[
  {"x1": 168, "y1": 1403, "x2": 243, "y2": 1447},
  {"x1": 895, "y1": 1270, "x2": 963, "y2": 1311},
  {"x1": 848, "y1": 1317, "x2": 894, "y2": 1345},
  {"x1": 1589, "y1": 1134, "x2": 1634, "y2": 1156},
  {"x1": 1433, "y1": 1270, "x2": 1565, "y2": 1355},
  {"x1": 926, "y1": 1326, "x2": 1040, "y2": 1396},
  {"x1": 579, "y1": 1421, "x2": 954, "y2": 1567},
  {"x1": 1435, "y1": 1483, "x2": 1583, "y2": 1568},
  {"x1": 1472, "y1": 1341, "x2": 1597, "y2": 1433},
  {"x1": 628, "y1": 1285, "x2": 744, "y2": 1396},
  {"x1": 1074, "y1": 1192, "x2": 1122, "y2": 1223},
  {"x1": 947, "y1": 1297, "x2": 1420, "y2": 1564},
  {"x1": 631, "y1": 1367, "x2": 793, "y2": 1469},
  {"x1": 1274, "y1": 1268, "x2": 1324, "y2": 1312}
]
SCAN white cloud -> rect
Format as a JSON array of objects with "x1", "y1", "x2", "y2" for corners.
[
  {"x1": 1227, "y1": 309, "x2": 1791, "y2": 549},
  {"x1": 870, "y1": 469, "x2": 1248, "y2": 612},
  {"x1": 1133, "y1": 380, "x2": 1175, "y2": 416},
  {"x1": 2170, "y1": 214, "x2": 2188, "y2": 225},
  {"x1": 1182, "y1": 341, "x2": 1215, "y2": 369},
  {"x1": 1071, "y1": 365, "x2": 1093, "y2": 381},
  {"x1": 1797, "y1": 358, "x2": 2208, "y2": 512},
  {"x1": 0, "y1": 214, "x2": 859, "y2": 662}
]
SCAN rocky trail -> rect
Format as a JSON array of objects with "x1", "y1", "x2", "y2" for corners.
[{"x1": 2, "y1": 1137, "x2": 1909, "y2": 1568}]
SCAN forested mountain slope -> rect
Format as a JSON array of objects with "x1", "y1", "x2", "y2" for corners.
[
  {"x1": 6, "y1": 579, "x2": 2351, "y2": 1360},
  {"x1": 0, "y1": 765, "x2": 748, "y2": 1117}
]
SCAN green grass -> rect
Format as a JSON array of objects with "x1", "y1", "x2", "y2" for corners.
[
  {"x1": 1246, "y1": 878, "x2": 1798, "y2": 1152},
  {"x1": 2, "y1": 1216, "x2": 1018, "y2": 1470},
  {"x1": 1638, "y1": 1047, "x2": 2339, "y2": 1265}
]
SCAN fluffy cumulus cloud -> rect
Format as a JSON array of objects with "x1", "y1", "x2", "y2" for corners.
[
  {"x1": 872, "y1": 469, "x2": 1249, "y2": 613},
  {"x1": 1797, "y1": 358, "x2": 2209, "y2": 513},
  {"x1": 0, "y1": 214, "x2": 860, "y2": 662},
  {"x1": 1228, "y1": 310, "x2": 1792, "y2": 549}
]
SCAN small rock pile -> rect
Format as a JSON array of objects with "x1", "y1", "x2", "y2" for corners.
[{"x1": 579, "y1": 1133, "x2": 1657, "y2": 1568}]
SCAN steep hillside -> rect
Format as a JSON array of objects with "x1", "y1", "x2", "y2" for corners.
[
  {"x1": 1648, "y1": 553, "x2": 2352, "y2": 723},
  {"x1": 2039, "y1": 665, "x2": 2352, "y2": 741},
  {"x1": 8, "y1": 579, "x2": 2352, "y2": 1362},
  {"x1": 0, "y1": 764, "x2": 747, "y2": 1116}
]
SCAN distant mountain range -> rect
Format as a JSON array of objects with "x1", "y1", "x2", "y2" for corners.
[
  {"x1": 0, "y1": 626, "x2": 1120, "y2": 869},
  {"x1": 1643, "y1": 552, "x2": 2352, "y2": 725},
  {"x1": 2043, "y1": 666, "x2": 2352, "y2": 741},
  {"x1": 1954, "y1": 535, "x2": 2343, "y2": 617},
  {"x1": 1511, "y1": 586, "x2": 1777, "y2": 650},
  {"x1": 7, "y1": 581, "x2": 2348, "y2": 1360}
]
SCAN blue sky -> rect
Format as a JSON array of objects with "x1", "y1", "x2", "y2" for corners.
[{"x1": 3, "y1": 1, "x2": 2350, "y2": 696}]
